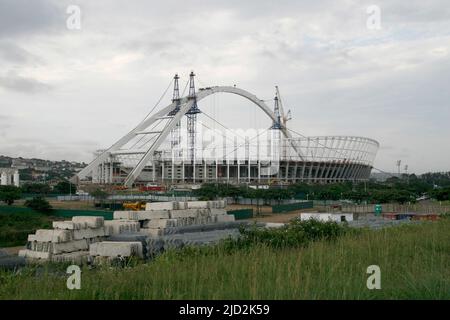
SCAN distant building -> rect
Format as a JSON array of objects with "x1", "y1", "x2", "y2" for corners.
[
  {"x1": 11, "y1": 158, "x2": 31, "y2": 170},
  {"x1": 0, "y1": 168, "x2": 20, "y2": 187}
]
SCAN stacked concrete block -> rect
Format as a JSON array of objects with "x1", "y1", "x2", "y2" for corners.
[
  {"x1": 104, "y1": 220, "x2": 140, "y2": 235},
  {"x1": 208, "y1": 200, "x2": 227, "y2": 209},
  {"x1": 134, "y1": 201, "x2": 233, "y2": 236},
  {"x1": 215, "y1": 215, "x2": 235, "y2": 223},
  {"x1": 137, "y1": 210, "x2": 170, "y2": 220},
  {"x1": 142, "y1": 219, "x2": 177, "y2": 229},
  {"x1": 145, "y1": 201, "x2": 176, "y2": 211},
  {"x1": 51, "y1": 251, "x2": 90, "y2": 264},
  {"x1": 169, "y1": 209, "x2": 201, "y2": 219},
  {"x1": 19, "y1": 201, "x2": 235, "y2": 265},
  {"x1": 210, "y1": 208, "x2": 227, "y2": 216},
  {"x1": 89, "y1": 241, "x2": 143, "y2": 259},
  {"x1": 72, "y1": 216, "x2": 104, "y2": 228},
  {"x1": 186, "y1": 201, "x2": 209, "y2": 209},
  {"x1": 34, "y1": 229, "x2": 73, "y2": 243},
  {"x1": 113, "y1": 211, "x2": 139, "y2": 220},
  {"x1": 52, "y1": 221, "x2": 86, "y2": 230},
  {"x1": 176, "y1": 201, "x2": 188, "y2": 210},
  {"x1": 19, "y1": 216, "x2": 107, "y2": 263},
  {"x1": 73, "y1": 228, "x2": 106, "y2": 240}
]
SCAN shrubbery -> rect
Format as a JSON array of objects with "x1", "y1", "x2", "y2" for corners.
[
  {"x1": 225, "y1": 219, "x2": 350, "y2": 250},
  {"x1": 24, "y1": 197, "x2": 53, "y2": 214}
]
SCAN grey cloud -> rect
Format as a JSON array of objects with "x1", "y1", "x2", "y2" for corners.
[
  {"x1": 0, "y1": 72, "x2": 52, "y2": 93},
  {"x1": 0, "y1": 41, "x2": 42, "y2": 64},
  {"x1": 0, "y1": 0, "x2": 63, "y2": 38}
]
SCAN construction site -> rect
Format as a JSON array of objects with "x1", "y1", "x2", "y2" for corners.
[{"x1": 73, "y1": 72, "x2": 379, "y2": 188}]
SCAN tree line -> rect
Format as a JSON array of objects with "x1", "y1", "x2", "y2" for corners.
[
  {"x1": 194, "y1": 172, "x2": 450, "y2": 204},
  {"x1": 0, "y1": 181, "x2": 76, "y2": 206}
]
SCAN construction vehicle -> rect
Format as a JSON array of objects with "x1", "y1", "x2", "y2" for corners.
[
  {"x1": 123, "y1": 201, "x2": 146, "y2": 211},
  {"x1": 139, "y1": 183, "x2": 165, "y2": 192}
]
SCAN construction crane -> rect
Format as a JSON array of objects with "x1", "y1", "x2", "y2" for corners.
[{"x1": 275, "y1": 86, "x2": 292, "y2": 127}]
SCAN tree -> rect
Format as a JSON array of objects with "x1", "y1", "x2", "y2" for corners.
[
  {"x1": 54, "y1": 180, "x2": 76, "y2": 194},
  {"x1": 90, "y1": 189, "x2": 109, "y2": 202},
  {"x1": 21, "y1": 183, "x2": 51, "y2": 195},
  {"x1": 0, "y1": 186, "x2": 22, "y2": 205},
  {"x1": 430, "y1": 188, "x2": 450, "y2": 201},
  {"x1": 24, "y1": 196, "x2": 53, "y2": 214}
]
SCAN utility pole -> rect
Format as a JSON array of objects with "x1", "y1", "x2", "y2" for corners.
[
  {"x1": 404, "y1": 164, "x2": 409, "y2": 184},
  {"x1": 396, "y1": 160, "x2": 401, "y2": 178}
]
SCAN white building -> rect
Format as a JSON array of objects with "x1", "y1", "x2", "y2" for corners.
[{"x1": 0, "y1": 168, "x2": 20, "y2": 187}]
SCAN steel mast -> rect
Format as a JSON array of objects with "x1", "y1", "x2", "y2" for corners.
[
  {"x1": 186, "y1": 71, "x2": 201, "y2": 169},
  {"x1": 169, "y1": 74, "x2": 181, "y2": 153}
]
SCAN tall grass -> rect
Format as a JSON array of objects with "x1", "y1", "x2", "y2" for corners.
[{"x1": 0, "y1": 219, "x2": 449, "y2": 299}]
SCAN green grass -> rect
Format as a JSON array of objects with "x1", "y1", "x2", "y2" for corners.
[
  {"x1": 1, "y1": 219, "x2": 449, "y2": 299},
  {"x1": 0, "y1": 212, "x2": 52, "y2": 247}
]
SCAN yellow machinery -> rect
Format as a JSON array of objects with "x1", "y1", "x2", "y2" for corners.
[{"x1": 123, "y1": 201, "x2": 146, "y2": 211}]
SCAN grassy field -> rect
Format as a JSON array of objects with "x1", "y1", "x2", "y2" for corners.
[{"x1": 0, "y1": 218, "x2": 449, "y2": 300}]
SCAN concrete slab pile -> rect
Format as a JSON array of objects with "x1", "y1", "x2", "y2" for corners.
[
  {"x1": 114, "y1": 200, "x2": 232, "y2": 236},
  {"x1": 18, "y1": 200, "x2": 247, "y2": 264},
  {"x1": 90, "y1": 241, "x2": 143, "y2": 259},
  {"x1": 19, "y1": 216, "x2": 109, "y2": 263}
]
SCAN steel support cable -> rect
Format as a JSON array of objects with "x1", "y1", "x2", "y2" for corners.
[
  {"x1": 140, "y1": 78, "x2": 174, "y2": 123},
  {"x1": 201, "y1": 110, "x2": 248, "y2": 142},
  {"x1": 200, "y1": 122, "x2": 244, "y2": 150},
  {"x1": 222, "y1": 127, "x2": 271, "y2": 160},
  {"x1": 123, "y1": 78, "x2": 174, "y2": 150},
  {"x1": 200, "y1": 121, "x2": 268, "y2": 156},
  {"x1": 131, "y1": 77, "x2": 189, "y2": 151}
]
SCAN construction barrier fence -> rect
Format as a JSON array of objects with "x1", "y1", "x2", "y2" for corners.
[
  {"x1": 227, "y1": 209, "x2": 254, "y2": 220},
  {"x1": 271, "y1": 201, "x2": 314, "y2": 213}
]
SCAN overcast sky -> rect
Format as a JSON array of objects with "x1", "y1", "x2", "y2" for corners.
[{"x1": 0, "y1": 0, "x2": 449, "y2": 174}]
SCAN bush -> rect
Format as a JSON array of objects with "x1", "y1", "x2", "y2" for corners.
[
  {"x1": 227, "y1": 219, "x2": 350, "y2": 250},
  {"x1": 53, "y1": 181, "x2": 76, "y2": 194},
  {"x1": 20, "y1": 183, "x2": 51, "y2": 195},
  {"x1": 24, "y1": 197, "x2": 53, "y2": 214}
]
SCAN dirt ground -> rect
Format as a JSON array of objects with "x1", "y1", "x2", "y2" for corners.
[{"x1": 48, "y1": 200, "x2": 96, "y2": 210}]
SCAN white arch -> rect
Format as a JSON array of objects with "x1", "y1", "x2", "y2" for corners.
[{"x1": 76, "y1": 86, "x2": 303, "y2": 186}]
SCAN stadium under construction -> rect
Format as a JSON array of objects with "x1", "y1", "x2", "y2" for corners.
[{"x1": 75, "y1": 72, "x2": 379, "y2": 187}]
